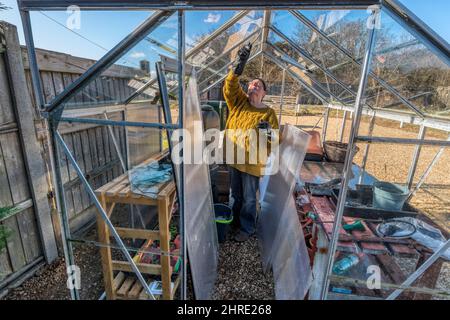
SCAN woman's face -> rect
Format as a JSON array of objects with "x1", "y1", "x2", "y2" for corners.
[{"x1": 247, "y1": 79, "x2": 266, "y2": 102}]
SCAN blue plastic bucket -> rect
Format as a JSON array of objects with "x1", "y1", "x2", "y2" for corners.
[
  {"x1": 373, "y1": 182, "x2": 409, "y2": 211},
  {"x1": 214, "y1": 204, "x2": 233, "y2": 243}
]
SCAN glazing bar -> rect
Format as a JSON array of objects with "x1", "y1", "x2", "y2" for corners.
[
  {"x1": 59, "y1": 117, "x2": 179, "y2": 129},
  {"x1": 406, "y1": 124, "x2": 427, "y2": 189},
  {"x1": 48, "y1": 120, "x2": 80, "y2": 300},
  {"x1": 320, "y1": 8, "x2": 378, "y2": 300},
  {"x1": 356, "y1": 136, "x2": 450, "y2": 147},
  {"x1": 19, "y1": 10, "x2": 45, "y2": 109}
]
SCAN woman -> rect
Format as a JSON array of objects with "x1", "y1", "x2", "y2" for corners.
[{"x1": 222, "y1": 44, "x2": 279, "y2": 242}]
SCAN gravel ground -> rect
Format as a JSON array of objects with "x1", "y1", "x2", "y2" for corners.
[
  {"x1": 212, "y1": 233, "x2": 275, "y2": 300},
  {"x1": 2, "y1": 242, "x2": 103, "y2": 300},
  {"x1": 1, "y1": 109, "x2": 448, "y2": 300}
]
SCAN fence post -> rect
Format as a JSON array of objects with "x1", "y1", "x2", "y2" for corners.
[{"x1": 2, "y1": 22, "x2": 58, "y2": 263}]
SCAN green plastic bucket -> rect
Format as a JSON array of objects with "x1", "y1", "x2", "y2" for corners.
[
  {"x1": 214, "y1": 204, "x2": 233, "y2": 243},
  {"x1": 373, "y1": 182, "x2": 409, "y2": 211}
]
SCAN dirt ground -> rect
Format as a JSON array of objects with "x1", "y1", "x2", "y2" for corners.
[{"x1": 1, "y1": 108, "x2": 448, "y2": 300}]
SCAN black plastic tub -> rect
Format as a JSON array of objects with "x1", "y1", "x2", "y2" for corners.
[{"x1": 214, "y1": 204, "x2": 233, "y2": 243}]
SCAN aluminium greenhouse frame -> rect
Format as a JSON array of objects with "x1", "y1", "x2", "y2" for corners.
[{"x1": 18, "y1": 0, "x2": 450, "y2": 300}]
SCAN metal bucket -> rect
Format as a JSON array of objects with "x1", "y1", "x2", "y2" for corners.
[{"x1": 373, "y1": 182, "x2": 409, "y2": 211}]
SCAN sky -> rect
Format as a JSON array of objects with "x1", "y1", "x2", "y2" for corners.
[{"x1": 0, "y1": 0, "x2": 449, "y2": 66}]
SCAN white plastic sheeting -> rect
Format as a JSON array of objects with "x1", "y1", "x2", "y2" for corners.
[
  {"x1": 258, "y1": 125, "x2": 312, "y2": 299},
  {"x1": 182, "y1": 71, "x2": 219, "y2": 299}
]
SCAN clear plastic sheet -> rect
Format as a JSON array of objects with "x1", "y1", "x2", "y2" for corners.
[
  {"x1": 258, "y1": 125, "x2": 312, "y2": 299},
  {"x1": 271, "y1": 197, "x2": 313, "y2": 299},
  {"x1": 182, "y1": 71, "x2": 219, "y2": 299},
  {"x1": 126, "y1": 103, "x2": 163, "y2": 167}
]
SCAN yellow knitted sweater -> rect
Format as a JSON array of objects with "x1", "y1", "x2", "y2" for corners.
[{"x1": 223, "y1": 70, "x2": 279, "y2": 177}]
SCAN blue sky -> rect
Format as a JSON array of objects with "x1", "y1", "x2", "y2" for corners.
[{"x1": 0, "y1": 0, "x2": 449, "y2": 66}]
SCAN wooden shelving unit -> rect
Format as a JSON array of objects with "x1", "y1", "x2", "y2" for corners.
[{"x1": 94, "y1": 153, "x2": 178, "y2": 300}]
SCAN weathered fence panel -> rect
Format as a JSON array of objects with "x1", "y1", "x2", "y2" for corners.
[{"x1": 0, "y1": 22, "x2": 52, "y2": 287}]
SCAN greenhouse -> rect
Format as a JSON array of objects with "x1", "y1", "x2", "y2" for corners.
[{"x1": 0, "y1": 0, "x2": 447, "y2": 300}]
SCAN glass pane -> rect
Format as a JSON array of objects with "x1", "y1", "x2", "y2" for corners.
[
  {"x1": 29, "y1": 10, "x2": 156, "y2": 101},
  {"x1": 370, "y1": 9, "x2": 450, "y2": 118},
  {"x1": 55, "y1": 11, "x2": 178, "y2": 126}
]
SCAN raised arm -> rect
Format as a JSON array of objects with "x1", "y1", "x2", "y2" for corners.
[{"x1": 222, "y1": 69, "x2": 248, "y2": 111}]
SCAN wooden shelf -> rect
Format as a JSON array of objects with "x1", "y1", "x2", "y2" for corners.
[
  {"x1": 112, "y1": 272, "x2": 181, "y2": 300},
  {"x1": 94, "y1": 152, "x2": 178, "y2": 300}
]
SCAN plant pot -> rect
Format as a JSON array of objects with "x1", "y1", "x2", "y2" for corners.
[
  {"x1": 214, "y1": 204, "x2": 233, "y2": 243},
  {"x1": 324, "y1": 141, "x2": 359, "y2": 163}
]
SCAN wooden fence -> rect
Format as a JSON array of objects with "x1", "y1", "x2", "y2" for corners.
[{"x1": 0, "y1": 21, "x2": 161, "y2": 291}]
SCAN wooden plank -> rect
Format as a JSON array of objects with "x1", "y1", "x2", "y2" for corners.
[
  {"x1": 0, "y1": 56, "x2": 15, "y2": 125},
  {"x1": 127, "y1": 280, "x2": 143, "y2": 299},
  {"x1": 88, "y1": 75, "x2": 98, "y2": 102},
  {"x1": 51, "y1": 72, "x2": 65, "y2": 96},
  {"x1": 21, "y1": 46, "x2": 146, "y2": 78},
  {"x1": 117, "y1": 78, "x2": 126, "y2": 101},
  {"x1": 95, "y1": 172, "x2": 127, "y2": 195},
  {"x1": 88, "y1": 128, "x2": 99, "y2": 190},
  {"x1": 343, "y1": 217, "x2": 388, "y2": 255},
  {"x1": 112, "y1": 78, "x2": 121, "y2": 102},
  {"x1": 40, "y1": 71, "x2": 56, "y2": 104},
  {"x1": 116, "y1": 277, "x2": 135, "y2": 297},
  {"x1": 112, "y1": 260, "x2": 162, "y2": 275},
  {"x1": 95, "y1": 127, "x2": 106, "y2": 185},
  {"x1": 79, "y1": 131, "x2": 93, "y2": 209},
  {"x1": 116, "y1": 227, "x2": 160, "y2": 240},
  {"x1": 0, "y1": 144, "x2": 13, "y2": 207},
  {"x1": 112, "y1": 271, "x2": 126, "y2": 292},
  {"x1": 375, "y1": 254, "x2": 409, "y2": 298},
  {"x1": 65, "y1": 134, "x2": 83, "y2": 216},
  {"x1": 0, "y1": 132, "x2": 31, "y2": 204},
  {"x1": 310, "y1": 196, "x2": 356, "y2": 252},
  {"x1": 3, "y1": 215, "x2": 26, "y2": 272},
  {"x1": 158, "y1": 196, "x2": 171, "y2": 300},
  {"x1": 70, "y1": 73, "x2": 85, "y2": 104},
  {"x1": 24, "y1": 70, "x2": 36, "y2": 114},
  {"x1": 73, "y1": 132, "x2": 91, "y2": 211},
  {"x1": 107, "y1": 77, "x2": 116, "y2": 102},
  {"x1": 62, "y1": 72, "x2": 78, "y2": 103},
  {"x1": 308, "y1": 227, "x2": 329, "y2": 300},
  {"x1": 0, "y1": 242, "x2": 13, "y2": 282},
  {"x1": 59, "y1": 150, "x2": 76, "y2": 220},
  {"x1": 411, "y1": 254, "x2": 445, "y2": 300},
  {"x1": 102, "y1": 126, "x2": 112, "y2": 181},
  {"x1": 97, "y1": 193, "x2": 115, "y2": 299},
  {"x1": 15, "y1": 207, "x2": 42, "y2": 263},
  {"x1": 105, "y1": 176, "x2": 130, "y2": 197},
  {"x1": 95, "y1": 77, "x2": 105, "y2": 102}
]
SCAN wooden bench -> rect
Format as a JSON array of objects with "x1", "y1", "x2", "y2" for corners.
[{"x1": 94, "y1": 152, "x2": 178, "y2": 300}]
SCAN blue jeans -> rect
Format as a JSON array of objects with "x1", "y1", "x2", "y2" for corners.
[{"x1": 229, "y1": 166, "x2": 259, "y2": 236}]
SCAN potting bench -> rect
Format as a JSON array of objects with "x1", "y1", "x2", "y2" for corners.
[
  {"x1": 94, "y1": 151, "x2": 179, "y2": 300},
  {"x1": 297, "y1": 165, "x2": 447, "y2": 300}
]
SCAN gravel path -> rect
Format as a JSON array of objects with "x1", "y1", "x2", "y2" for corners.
[{"x1": 212, "y1": 235, "x2": 275, "y2": 300}]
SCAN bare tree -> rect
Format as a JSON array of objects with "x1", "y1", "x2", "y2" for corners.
[{"x1": 0, "y1": 2, "x2": 11, "y2": 10}]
